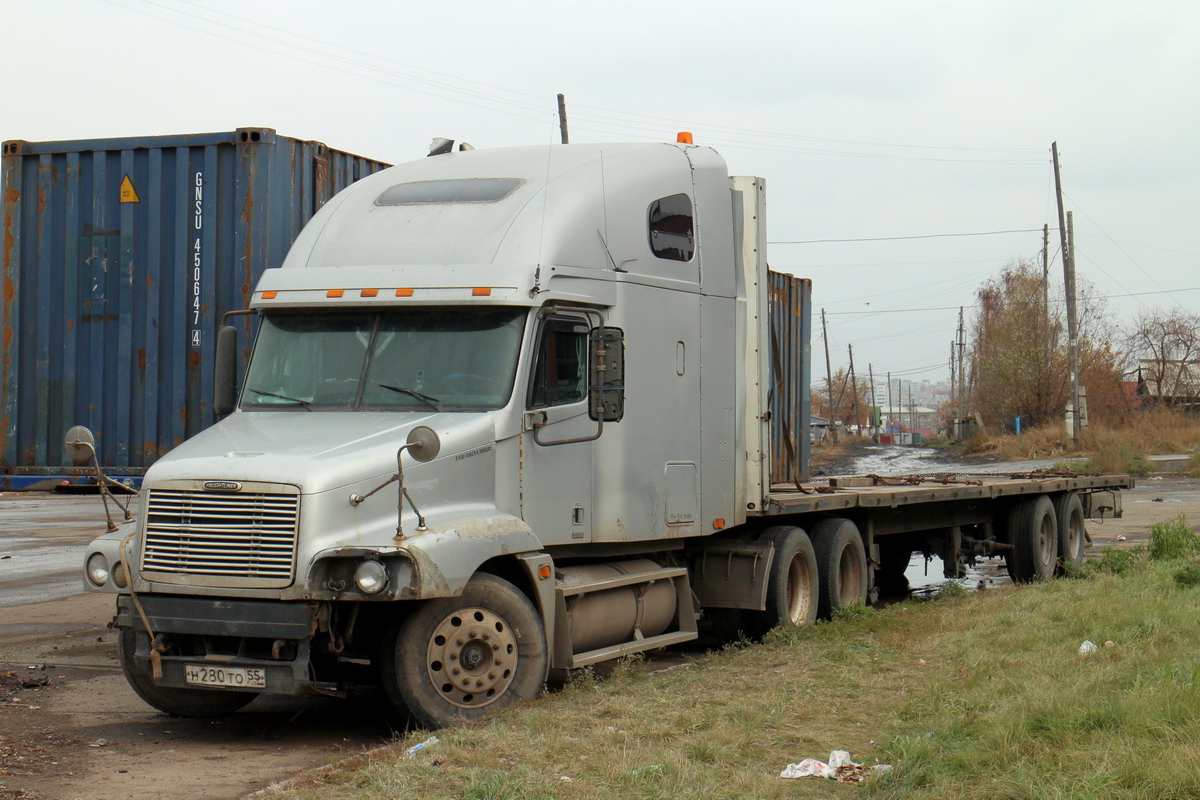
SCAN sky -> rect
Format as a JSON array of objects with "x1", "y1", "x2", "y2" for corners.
[{"x1": 4, "y1": 0, "x2": 1197, "y2": 390}]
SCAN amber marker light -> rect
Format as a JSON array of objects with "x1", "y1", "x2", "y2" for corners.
[
  {"x1": 713, "y1": 518, "x2": 726, "y2": 530},
  {"x1": 261, "y1": 290, "x2": 277, "y2": 299},
  {"x1": 538, "y1": 565, "x2": 552, "y2": 580},
  {"x1": 677, "y1": 131, "x2": 694, "y2": 144},
  {"x1": 360, "y1": 288, "x2": 378, "y2": 297},
  {"x1": 472, "y1": 287, "x2": 492, "y2": 296},
  {"x1": 395, "y1": 288, "x2": 414, "y2": 297},
  {"x1": 327, "y1": 289, "x2": 344, "y2": 298}
]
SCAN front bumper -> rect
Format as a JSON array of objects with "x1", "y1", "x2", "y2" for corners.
[{"x1": 116, "y1": 595, "x2": 335, "y2": 696}]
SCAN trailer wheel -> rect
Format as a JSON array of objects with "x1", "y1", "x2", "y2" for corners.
[
  {"x1": 1004, "y1": 495, "x2": 1058, "y2": 582},
  {"x1": 1055, "y1": 492, "x2": 1086, "y2": 572},
  {"x1": 741, "y1": 526, "x2": 819, "y2": 638},
  {"x1": 381, "y1": 573, "x2": 548, "y2": 730},
  {"x1": 118, "y1": 630, "x2": 258, "y2": 717},
  {"x1": 812, "y1": 518, "x2": 868, "y2": 618}
]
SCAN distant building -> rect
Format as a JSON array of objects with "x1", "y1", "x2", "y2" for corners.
[
  {"x1": 1137, "y1": 359, "x2": 1200, "y2": 411},
  {"x1": 880, "y1": 405, "x2": 938, "y2": 438}
]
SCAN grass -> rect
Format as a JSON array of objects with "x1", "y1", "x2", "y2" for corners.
[
  {"x1": 267, "y1": 540, "x2": 1200, "y2": 800},
  {"x1": 972, "y1": 409, "x2": 1200, "y2": 474}
]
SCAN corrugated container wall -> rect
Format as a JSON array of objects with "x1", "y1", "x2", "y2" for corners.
[
  {"x1": 767, "y1": 271, "x2": 812, "y2": 484},
  {"x1": 1, "y1": 128, "x2": 390, "y2": 474}
]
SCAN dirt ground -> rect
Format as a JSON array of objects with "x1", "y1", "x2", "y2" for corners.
[{"x1": 0, "y1": 475, "x2": 1197, "y2": 800}]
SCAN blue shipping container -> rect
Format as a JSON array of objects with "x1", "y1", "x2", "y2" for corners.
[{"x1": 1, "y1": 128, "x2": 390, "y2": 477}]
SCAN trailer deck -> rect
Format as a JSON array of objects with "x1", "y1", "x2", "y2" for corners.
[{"x1": 760, "y1": 473, "x2": 1132, "y2": 516}]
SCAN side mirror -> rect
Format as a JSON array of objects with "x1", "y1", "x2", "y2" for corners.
[
  {"x1": 214, "y1": 325, "x2": 239, "y2": 416},
  {"x1": 589, "y1": 327, "x2": 624, "y2": 422}
]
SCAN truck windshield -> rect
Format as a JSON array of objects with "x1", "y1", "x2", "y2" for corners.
[{"x1": 241, "y1": 308, "x2": 525, "y2": 411}]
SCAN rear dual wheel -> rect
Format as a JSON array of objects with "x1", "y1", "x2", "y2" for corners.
[
  {"x1": 811, "y1": 518, "x2": 869, "y2": 617},
  {"x1": 1005, "y1": 495, "x2": 1058, "y2": 582},
  {"x1": 381, "y1": 574, "x2": 548, "y2": 730},
  {"x1": 1055, "y1": 492, "x2": 1086, "y2": 572}
]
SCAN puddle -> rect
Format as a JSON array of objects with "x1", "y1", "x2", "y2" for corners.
[
  {"x1": 900, "y1": 552, "x2": 1011, "y2": 598},
  {"x1": 833, "y1": 445, "x2": 1056, "y2": 477}
]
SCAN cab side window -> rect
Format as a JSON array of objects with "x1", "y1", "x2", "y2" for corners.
[
  {"x1": 648, "y1": 193, "x2": 694, "y2": 262},
  {"x1": 529, "y1": 319, "x2": 588, "y2": 408}
]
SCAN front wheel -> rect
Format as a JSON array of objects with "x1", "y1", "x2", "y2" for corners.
[
  {"x1": 118, "y1": 630, "x2": 258, "y2": 717},
  {"x1": 381, "y1": 574, "x2": 548, "y2": 730}
]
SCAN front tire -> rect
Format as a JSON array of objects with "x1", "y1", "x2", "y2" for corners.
[
  {"x1": 381, "y1": 573, "x2": 548, "y2": 730},
  {"x1": 118, "y1": 630, "x2": 258, "y2": 717}
]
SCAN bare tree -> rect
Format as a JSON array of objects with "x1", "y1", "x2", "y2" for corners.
[{"x1": 1125, "y1": 310, "x2": 1200, "y2": 407}]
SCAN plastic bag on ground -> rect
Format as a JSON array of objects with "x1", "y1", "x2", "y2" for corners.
[
  {"x1": 780, "y1": 758, "x2": 833, "y2": 779},
  {"x1": 1079, "y1": 640, "x2": 1099, "y2": 655}
]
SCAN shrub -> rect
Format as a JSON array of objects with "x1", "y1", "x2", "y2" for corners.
[
  {"x1": 1087, "y1": 545, "x2": 1147, "y2": 576},
  {"x1": 1149, "y1": 515, "x2": 1200, "y2": 561}
]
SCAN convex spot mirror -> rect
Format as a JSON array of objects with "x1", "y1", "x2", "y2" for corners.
[
  {"x1": 406, "y1": 426, "x2": 441, "y2": 462},
  {"x1": 64, "y1": 425, "x2": 96, "y2": 465},
  {"x1": 589, "y1": 327, "x2": 624, "y2": 423}
]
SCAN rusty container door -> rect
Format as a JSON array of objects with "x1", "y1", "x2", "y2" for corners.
[
  {"x1": 766, "y1": 271, "x2": 812, "y2": 484},
  {"x1": 1, "y1": 128, "x2": 389, "y2": 474}
]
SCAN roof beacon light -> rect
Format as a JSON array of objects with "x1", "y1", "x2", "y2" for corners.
[{"x1": 677, "y1": 131, "x2": 694, "y2": 144}]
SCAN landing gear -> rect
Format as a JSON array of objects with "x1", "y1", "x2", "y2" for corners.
[{"x1": 381, "y1": 574, "x2": 548, "y2": 729}]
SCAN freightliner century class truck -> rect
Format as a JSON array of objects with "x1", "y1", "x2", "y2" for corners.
[{"x1": 80, "y1": 136, "x2": 1131, "y2": 729}]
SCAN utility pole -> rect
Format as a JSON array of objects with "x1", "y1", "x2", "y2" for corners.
[
  {"x1": 822, "y1": 309, "x2": 837, "y2": 443},
  {"x1": 956, "y1": 306, "x2": 966, "y2": 442},
  {"x1": 886, "y1": 371, "x2": 893, "y2": 437},
  {"x1": 848, "y1": 344, "x2": 861, "y2": 436},
  {"x1": 556, "y1": 94, "x2": 570, "y2": 144},
  {"x1": 1042, "y1": 223, "x2": 1050, "y2": 311},
  {"x1": 908, "y1": 383, "x2": 915, "y2": 443},
  {"x1": 1068, "y1": 210, "x2": 1081, "y2": 434},
  {"x1": 868, "y1": 363, "x2": 878, "y2": 438},
  {"x1": 1052, "y1": 142, "x2": 1080, "y2": 443}
]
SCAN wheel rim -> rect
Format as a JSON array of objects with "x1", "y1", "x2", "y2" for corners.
[
  {"x1": 1038, "y1": 514, "x2": 1056, "y2": 568},
  {"x1": 838, "y1": 547, "x2": 863, "y2": 604},
  {"x1": 425, "y1": 607, "x2": 518, "y2": 710},
  {"x1": 1066, "y1": 509, "x2": 1083, "y2": 557},
  {"x1": 785, "y1": 553, "x2": 813, "y2": 624}
]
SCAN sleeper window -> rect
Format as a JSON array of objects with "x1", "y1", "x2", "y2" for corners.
[{"x1": 648, "y1": 193, "x2": 694, "y2": 262}]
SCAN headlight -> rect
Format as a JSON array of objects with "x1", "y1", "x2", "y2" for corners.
[
  {"x1": 86, "y1": 553, "x2": 110, "y2": 587},
  {"x1": 112, "y1": 561, "x2": 129, "y2": 589},
  {"x1": 355, "y1": 560, "x2": 388, "y2": 594}
]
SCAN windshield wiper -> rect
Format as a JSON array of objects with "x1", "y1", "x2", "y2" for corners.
[
  {"x1": 249, "y1": 388, "x2": 313, "y2": 410},
  {"x1": 378, "y1": 383, "x2": 441, "y2": 411}
]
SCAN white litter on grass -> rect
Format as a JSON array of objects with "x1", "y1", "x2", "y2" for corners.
[
  {"x1": 405, "y1": 735, "x2": 440, "y2": 758},
  {"x1": 1079, "y1": 640, "x2": 1099, "y2": 655},
  {"x1": 780, "y1": 758, "x2": 834, "y2": 780}
]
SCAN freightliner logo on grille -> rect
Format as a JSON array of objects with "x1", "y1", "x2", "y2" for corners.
[{"x1": 203, "y1": 481, "x2": 242, "y2": 491}]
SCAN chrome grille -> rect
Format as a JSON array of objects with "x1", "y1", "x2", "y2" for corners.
[{"x1": 142, "y1": 488, "x2": 299, "y2": 583}]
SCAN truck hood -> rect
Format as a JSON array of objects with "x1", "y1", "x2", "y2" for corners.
[{"x1": 143, "y1": 411, "x2": 496, "y2": 494}]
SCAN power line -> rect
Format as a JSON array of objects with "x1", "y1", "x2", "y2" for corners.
[{"x1": 770, "y1": 229, "x2": 1049, "y2": 244}]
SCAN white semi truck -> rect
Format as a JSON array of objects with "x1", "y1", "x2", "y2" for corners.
[{"x1": 81, "y1": 137, "x2": 1129, "y2": 729}]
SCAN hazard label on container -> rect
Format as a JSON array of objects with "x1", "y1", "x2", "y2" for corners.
[{"x1": 119, "y1": 175, "x2": 140, "y2": 203}]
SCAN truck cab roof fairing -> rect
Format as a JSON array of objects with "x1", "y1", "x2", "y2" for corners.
[{"x1": 280, "y1": 143, "x2": 722, "y2": 281}]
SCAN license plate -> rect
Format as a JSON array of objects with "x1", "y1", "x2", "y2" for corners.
[{"x1": 184, "y1": 665, "x2": 267, "y2": 690}]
